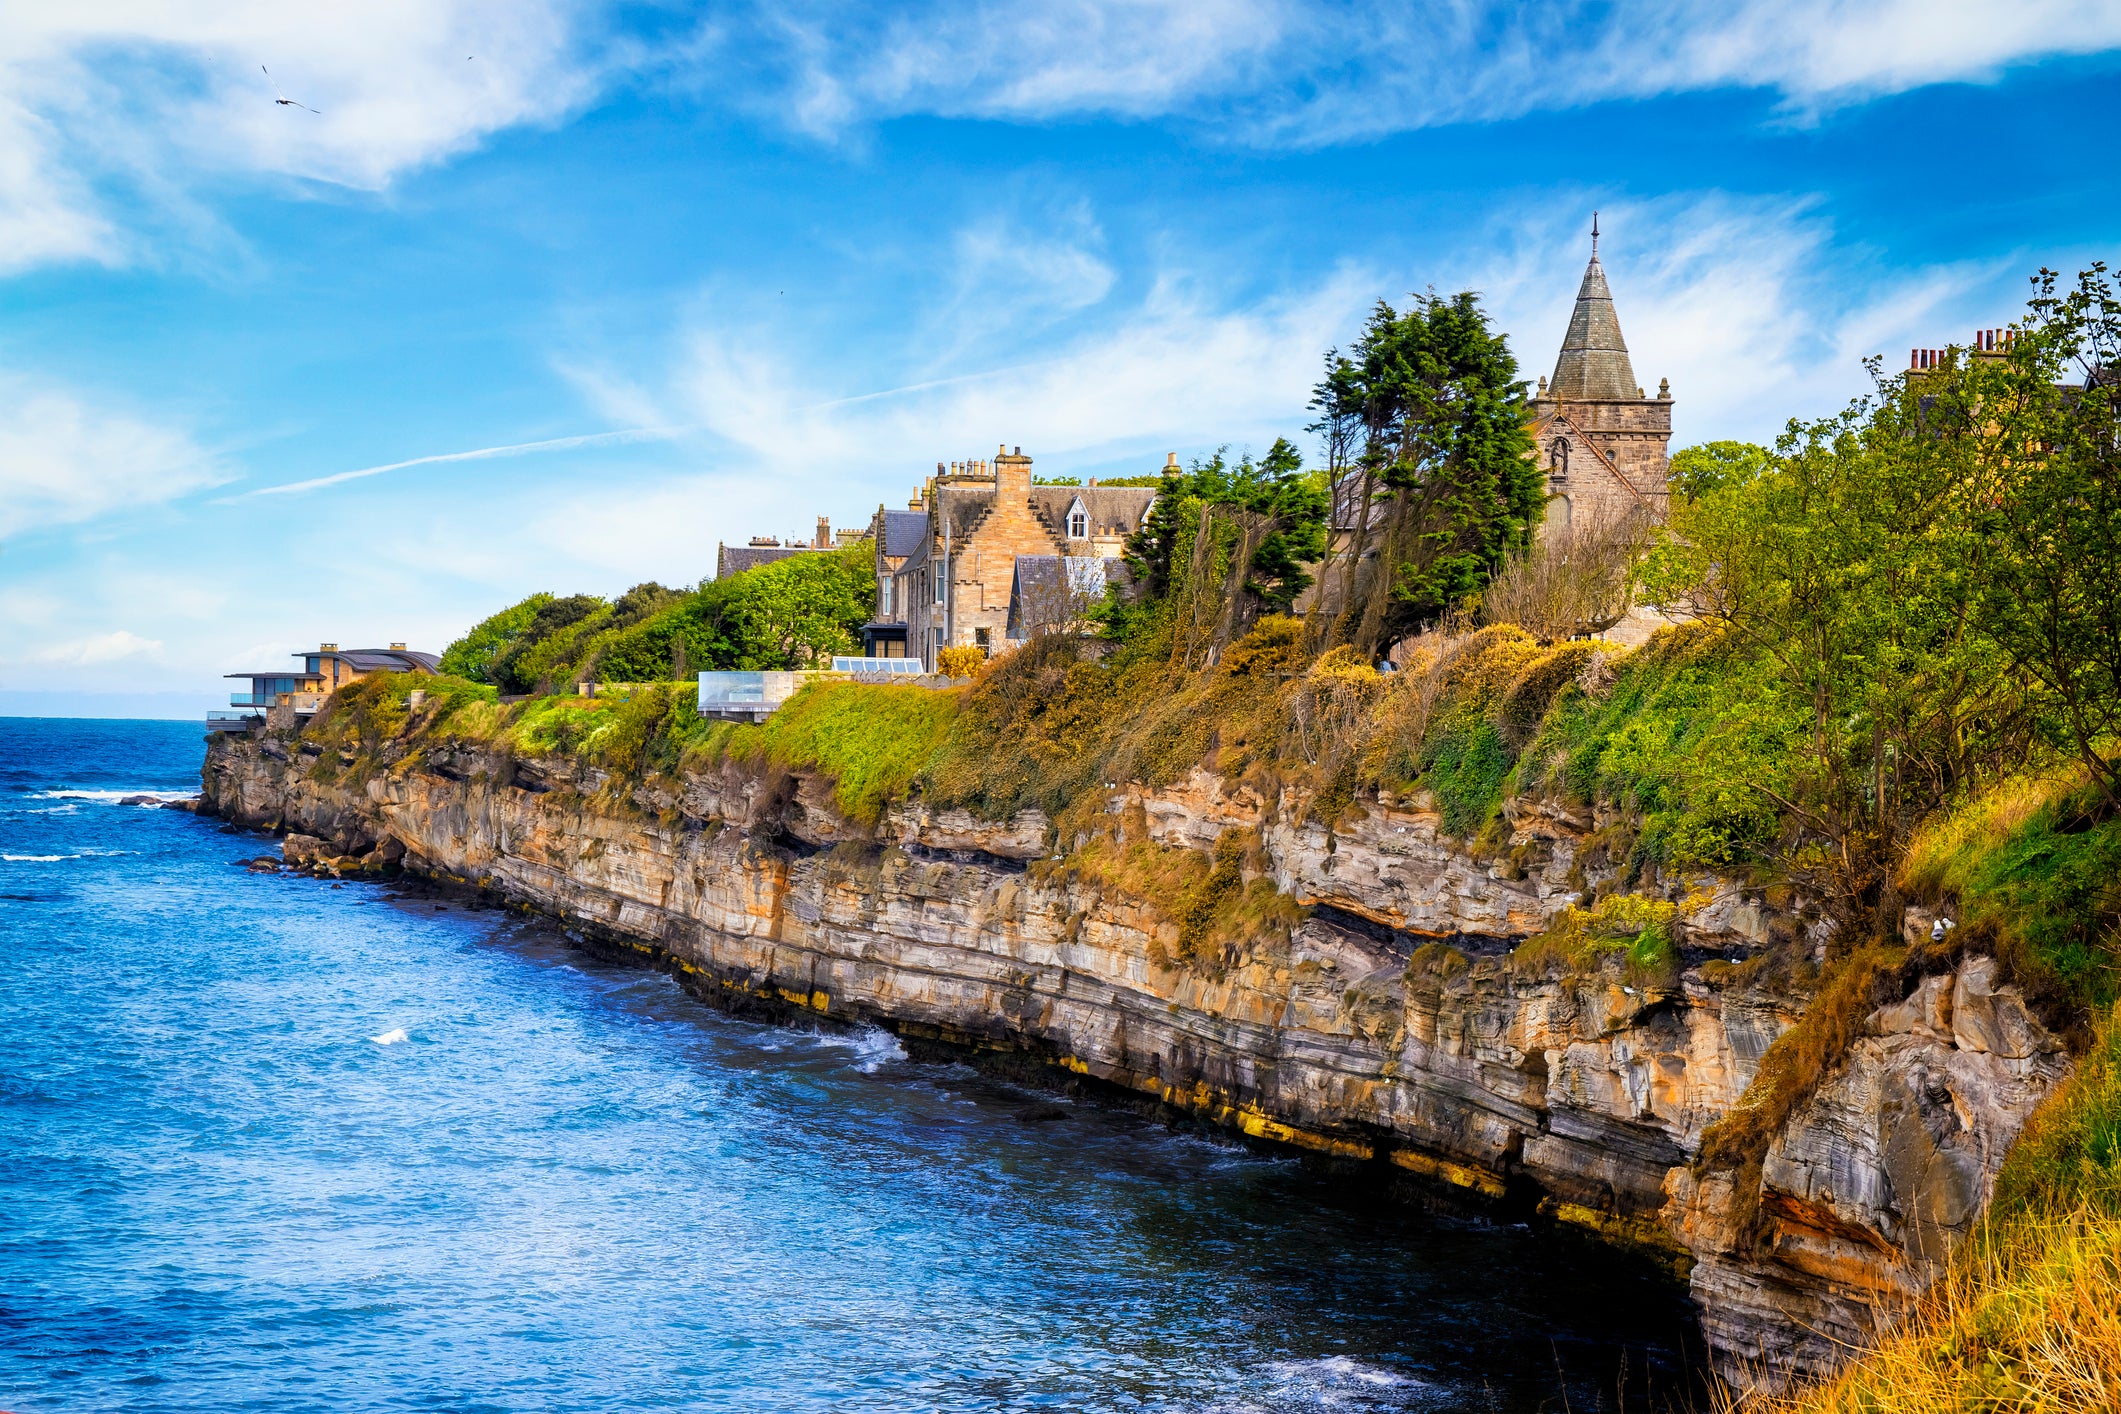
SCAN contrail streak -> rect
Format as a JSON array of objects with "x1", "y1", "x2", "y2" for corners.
[{"x1": 243, "y1": 426, "x2": 685, "y2": 498}]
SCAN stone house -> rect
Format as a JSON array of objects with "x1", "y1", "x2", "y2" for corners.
[
  {"x1": 863, "y1": 447, "x2": 1157, "y2": 667},
  {"x1": 1528, "y1": 224, "x2": 1673, "y2": 529},
  {"x1": 715, "y1": 517, "x2": 868, "y2": 580}
]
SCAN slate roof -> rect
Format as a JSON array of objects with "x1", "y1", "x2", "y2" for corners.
[
  {"x1": 1006, "y1": 555, "x2": 1128, "y2": 638},
  {"x1": 717, "y1": 543, "x2": 810, "y2": 578},
  {"x1": 1027, "y1": 486, "x2": 1156, "y2": 537},
  {"x1": 1548, "y1": 252, "x2": 1640, "y2": 402},
  {"x1": 880, "y1": 510, "x2": 928, "y2": 559}
]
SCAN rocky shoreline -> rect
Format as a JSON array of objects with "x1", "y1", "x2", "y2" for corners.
[{"x1": 200, "y1": 728, "x2": 2071, "y2": 1390}]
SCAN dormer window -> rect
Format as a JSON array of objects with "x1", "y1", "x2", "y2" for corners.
[
  {"x1": 1549, "y1": 438, "x2": 1570, "y2": 481},
  {"x1": 1066, "y1": 498, "x2": 1088, "y2": 539}
]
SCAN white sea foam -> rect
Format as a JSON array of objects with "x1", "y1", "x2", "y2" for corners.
[
  {"x1": 808, "y1": 1025, "x2": 908, "y2": 1073},
  {"x1": 1263, "y1": 1355, "x2": 1424, "y2": 1395},
  {"x1": 369, "y1": 1027, "x2": 410, "y2": 1045},
  {"x1": 31, "y1": 788, "x2": 192, "y2": 805},
  {"x1": 1, "y1": 849, "x2": 136, "y2": 862}
]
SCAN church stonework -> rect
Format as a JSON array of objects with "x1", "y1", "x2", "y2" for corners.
[{"x1": 1528, "y1": 224, "x2": 1672, "y2": 529}]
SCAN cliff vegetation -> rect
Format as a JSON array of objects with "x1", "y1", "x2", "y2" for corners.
[{"x1": 304, "y1": 267, "x2": 2121, "y2": 1403}]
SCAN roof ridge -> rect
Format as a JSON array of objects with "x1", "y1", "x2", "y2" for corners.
[{"x1": 1547, "y1": 412, "x2": 1649, "y2": 503}]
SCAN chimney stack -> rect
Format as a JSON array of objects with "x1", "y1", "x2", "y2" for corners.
[
  {"x1": 995, "y1": 443, "x2": 1032, "y2": 498},
  {"x1": 815, "y1": 516, "x2": 830, "y2": 549},
  {"x1": 1163, "y1": 453, "x2": 1180, "y2": 476}
]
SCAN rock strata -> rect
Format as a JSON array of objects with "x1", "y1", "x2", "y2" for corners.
[{"x1": 200, "y1": 731, "x2": 2069, "y2": 1388}]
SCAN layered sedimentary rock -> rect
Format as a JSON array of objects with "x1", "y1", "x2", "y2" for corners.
[{"x1": 200, "y1": 733, "x2": 2068, "y2": 1386}]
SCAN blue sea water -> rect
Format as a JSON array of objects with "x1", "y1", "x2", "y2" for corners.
[{"x1": 0, "y1": 718, "x2": 1701, "y2": 1413}]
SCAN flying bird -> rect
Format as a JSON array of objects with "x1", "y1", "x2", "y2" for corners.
[{"x1": 261, "y1": 66, "x2": 319, "y2": 113}]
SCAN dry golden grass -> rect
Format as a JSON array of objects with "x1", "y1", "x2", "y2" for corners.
[
  {"x1": 1744, "y1": 1206, "x2": 2121, "y2": 1414},
  {"x1": 1695, "y1": 945, "x2": 1903, "y2": 1177}
]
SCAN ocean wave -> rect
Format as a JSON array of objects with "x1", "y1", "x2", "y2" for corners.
[
  {"x1": 370, "y1": 1027, "x2": 410, "y2": 1046},
  {"x1": 1260, "y1": 1356, "x2": 1426, "y2": 1399},
  {"x1": 0, "y1": 849, "x2": 138, "y2": 863},
  {"x1": 30, "y1": 788, "x2": 192, "y2": 805},
  {"x1": 808, "y1": 1025, "x2": 909, "y2": 1073}
]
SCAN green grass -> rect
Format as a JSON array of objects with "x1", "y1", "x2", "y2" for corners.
[
  {"x1": 695, "y1": 681, "x2": 963, "y2": 824},
  {"x1": 1511, "y1": 891, "x2": 1682, "y2": 986},
  {"x1": 1900, "y1": 767, "x2": 2121, "y2": 1014}
]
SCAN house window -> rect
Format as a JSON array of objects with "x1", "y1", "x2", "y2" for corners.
[
  {"x1": 974, "y1": 627, "x2": 990, "y2": 653},
  {"x1": 934, "y1": 570, "x2": 946, "y2": 605},
  {"x1": 1068, "y1": 506, "x2": 1087, "y2": 538},
  {"x1": 1550, "y1": 438, "x2": 1570, "y2": 481},
  {"x1": 880, "y1": 576, "x2": 894, "y2": 616}
]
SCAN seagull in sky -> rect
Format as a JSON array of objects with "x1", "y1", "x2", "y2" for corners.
[{"x1": 261, "y1": 66, "x2": 319, "y2": 113}]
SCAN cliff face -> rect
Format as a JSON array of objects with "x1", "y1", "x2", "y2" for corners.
[{"x1": 201, "y1": 731, "x2": 2069, "y2": 1387}]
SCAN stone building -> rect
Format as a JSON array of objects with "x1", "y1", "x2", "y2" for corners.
[
  {"x1": 714, "y1": 516, "x2": 868, "y2": 580},
  {"x1": 862, "y1": 447, "x2": 1156, "y2": 667},
  {"x1": 1528, "y1": 222, "x2": 1673, "y2": 528}
]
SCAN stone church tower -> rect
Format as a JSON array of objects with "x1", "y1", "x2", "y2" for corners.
[{"x1": 1528, "y1": 218, "x2": 1672, "y2": 528}]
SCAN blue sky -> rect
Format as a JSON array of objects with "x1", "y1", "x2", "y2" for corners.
[{"x1": 3, "y1": 1, "x2": 2118, "y2": 716}]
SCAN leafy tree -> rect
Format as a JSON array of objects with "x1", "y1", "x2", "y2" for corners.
[
  {"x1": 1644, "y1": 369, "x2": 2031, "y2": 940},
  {"x1": 1959, "y1": 266, "x2": 2121, "y2": 808},
  {"x1": 1112, "y1": 439, "x2": 1327, "y2": 662},
  {"x1": 593, "y1": 543, "x2": 876, "y2": 680},
  {"x1": 492, "y1": 594, "x2": 608, "y2": 694},
  {"x1": 439, "y1": 593, "x2": 551, "y2": 683},
  {"x1": 1668, "y1": 440, "x2": 1773, "y2": 502},
  {"x1": 1308, "y1": 292, "x2": 1540, "y2": 654}
]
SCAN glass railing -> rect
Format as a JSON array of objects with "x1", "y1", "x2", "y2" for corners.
[
  {"x1": 228, "y1": 693, "x2": 279, "y2": 707},
  {"x1": 831, "y1": 657, "x2": 924, "y2": 675}
]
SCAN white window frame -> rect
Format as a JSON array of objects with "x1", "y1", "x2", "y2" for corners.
[{"x1": 1066, "y1": 498, "x2": 1088, "y2": 539}]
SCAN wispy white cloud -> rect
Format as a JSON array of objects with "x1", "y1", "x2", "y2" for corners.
[
  {"x1": 35, "y1": 629, "x2": 163, "y2": 667},
  {"x1": 243, "y1": 426, "x2": 686, "y2": 498},
  {"x1": 1465, "y1": 196, "x2": 2011, "y2": 445},
  {"x1": 3, "y1": 1, "x2": 2113, "y2": 279},
  {"x1": 736, "y1": 0, "x2": 2121, "y2": 145},
  {"x1": 540, "y1": 189, "x2": 2027, "y2": 587},
  {"x1": 0, "y1": 372, "x2": 223, "y2": 538},
  {"x1": 0, "y1": 0, "x2": 603, "y2": 273}
]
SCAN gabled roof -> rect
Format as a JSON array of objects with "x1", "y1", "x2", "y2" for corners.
[
  {"x1": 1538, "y1": 412, "x2": 1649, "y2": 503},
  {"x1": 1006, "y1": 555, "x2": 1126, "y2": 638},
  {"x1": 880, "y1": 509, "x2": 927, "y2": 559},
  {"x1": 1549, "y1": 246, "x2": 1640, "y2": 402},
  {"x1": 717, "y1": 543, "x2": 810, "y2": 578},
  {"x1": 1027, "y1": 485, "x2": 1155, "y2": 537}
]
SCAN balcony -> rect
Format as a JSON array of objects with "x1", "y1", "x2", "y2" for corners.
[{"x1": 228, "y1": 692, "x2": 282, "y2": 707}]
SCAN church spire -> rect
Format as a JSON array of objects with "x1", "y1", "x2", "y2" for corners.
[{"x1": 1548, "y1": 215, "x2": 1638, "y2": 401}]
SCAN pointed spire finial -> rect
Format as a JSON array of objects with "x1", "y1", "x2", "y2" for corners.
[{"x1": 1591, "y1": 211, "x2": 1600, "y2": 260}]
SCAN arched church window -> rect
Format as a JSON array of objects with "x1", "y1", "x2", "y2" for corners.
[{"x1": 1550, "y1": 438, "x2": 1570, "y2": 481}]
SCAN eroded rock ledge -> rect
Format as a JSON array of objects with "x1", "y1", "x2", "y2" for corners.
[{"x1": 200, "y1": 734, "x2": 2069, "y2": 1388}]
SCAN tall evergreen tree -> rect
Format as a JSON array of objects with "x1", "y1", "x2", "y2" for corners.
[{"x1": 1309, "y1": 292, "x2": 1539, "y2": 653}]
